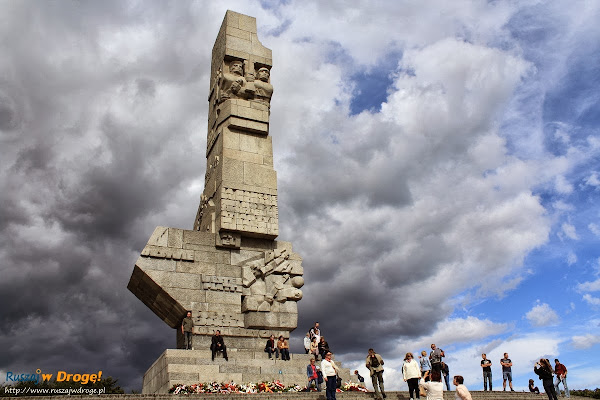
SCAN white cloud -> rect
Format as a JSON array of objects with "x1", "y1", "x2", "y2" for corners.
[
  {"x1": 555, "y1": 175, "x2": 573, "y2": 194},
  {"x1": 561, "y1": 222, "x2": 579, "y2": 240},
  {"x1": 567, "y1": 251, "x2": 577, "y2": 266},
  {"x1": 584, "y1": 172, "x2": 600, "y2": 187},
  {"x1": 583, "y1": 294, "x2": 600, "y2": 307},
  {"x1": 589, "y1": 223, "x2": 600, "y2": 237},
  {"x1": 571, "y1": 334, "x2": 600, "y2": 349},
  {"x1": 577, "y1": 279, "x2": 600, "y2": 293},
  {"x1": 391, "y1": 316, "x2": 510, "y2": 354},
  {"x1": 525, "y1": 302, "x2": 560, "y2": 327}
]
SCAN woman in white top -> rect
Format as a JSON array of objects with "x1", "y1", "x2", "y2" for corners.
[
  {"x1": 419, "y1": 370, "x2": 444, "y2": 400},
  {"x1": 402, "y1": 352, "x2": 422, "y2": 400}
]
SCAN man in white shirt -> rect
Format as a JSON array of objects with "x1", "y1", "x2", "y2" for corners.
[{"x1": 321, "y1": 352, "x2": 339, "y2": 400}]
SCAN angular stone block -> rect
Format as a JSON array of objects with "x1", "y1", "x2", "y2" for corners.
[{"x1": 243, "y1": 162, "x2": 277, "y2": 190}]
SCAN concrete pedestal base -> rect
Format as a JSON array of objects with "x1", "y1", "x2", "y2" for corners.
[{"x1": 142, "y1": 349, "x2": 352, "y2": 394}]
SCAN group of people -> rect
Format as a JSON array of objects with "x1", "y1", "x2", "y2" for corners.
[
  {"x1": 531, "y1": 358, "x2": 570, "y2": 400},
  {"x1": 397, "y1": 343, "x2": 471, "y2": 400},
  {"x1": 303, "y1": 322, "x2": 331, "y2": 361},
  {"x1": 183, "y1": 314, "x2": 571, "y2": 400},
  {"x1": 479, "y1": 352, "x2": 569, "y2": 399},
  {"x1": 264, "y1": 334, "x2": 290, "y2": 360}
]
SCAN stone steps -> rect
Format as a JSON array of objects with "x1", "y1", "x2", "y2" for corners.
[{"x1": 142, "y1": 350, "x2": 353, "y2": 394}]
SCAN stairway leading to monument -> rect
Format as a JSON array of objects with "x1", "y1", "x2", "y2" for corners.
[{"x1": 142, "y1": 350, "x2": 352, "y2": 394}]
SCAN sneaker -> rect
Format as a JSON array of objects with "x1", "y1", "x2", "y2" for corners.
[{"x1": 511, "y1": 389, "x2": 515, "y2": 392}]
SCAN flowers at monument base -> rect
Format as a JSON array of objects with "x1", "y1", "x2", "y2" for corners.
[
  {"x1": 343, "y1": 382, "x2": 368, "y2": 392},
  {"x1": 169, "y1": 380, "x2": 367, "y2": 394}
]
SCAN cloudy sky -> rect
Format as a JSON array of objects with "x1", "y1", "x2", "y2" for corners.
[{"x1": 1, "y1": 0, "x2": 600, "y2": 392}]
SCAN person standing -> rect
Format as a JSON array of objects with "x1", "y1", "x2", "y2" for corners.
[
  {"x1": 402, "y1": 352, "x2": 421, "y2": 400},
  {"x1": 210, "y1": 330, "x2": 228, "y2": 361},
  {"x1": 442, "y1": 362, "x2": 450, "y2": 390},
  {"x1": 481, "y1": 353, "x2": 492, "y2": 391},
  {"x1": 419, "y1": 370, "x2": 444, "y2": 400},
  {"x1": 554, "y1": 359, "x2": 569, "y2": 398},
  {"x1": 453, "y1": 376, "x2": 472, "y2": 400},
  {"x1": 366, "y1": 348, "x2": 386, "y2": 399},
  {"x1": 429, "y1": 344, "x2": 445, "y2": 374},
  {"x1": 307, "y1": 357, "x2": 321, "y2": 391},
  {"x1": 321, "y1": 352, "x2": 339, "y2": 400},
  {"x1": 310, "y1": 337, "x2": 320, "y2": 360},
  {"x1": 181, "y1": 311, "x2": 194, "y2": 350},
  {"x1": 309, "y1": 322, "x2": 321, "y2": 343},
  {"x1": 500, "y1": 353, "x2": 514, "y2": 391},
  {"x1": 535, "y1": 358, "x2": 558, "y2": 400},
  {"x1": 304, "y1": 333, "x2": 311, "y2": 354},
  {"x1": 419, "y1": 350, "x2": 432, "y2": 381}
]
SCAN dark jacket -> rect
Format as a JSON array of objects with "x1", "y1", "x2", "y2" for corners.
[
  {"x1": 534, "y1": 365, "x2": 553, "y2": 380},
  {"x1": 211, "y1": 334, "x2": 225, "y2": 350},
  {"x1": 265, "y1": 338, "x2": 276, "y2": 350}
]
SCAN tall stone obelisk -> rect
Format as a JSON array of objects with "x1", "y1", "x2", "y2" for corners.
[
  {"x1": 126, "y1": 11, "x2": 345, "y2": 394},
  {"x1": 193, "y1": 10, "x2": 279, "y2": 240}
]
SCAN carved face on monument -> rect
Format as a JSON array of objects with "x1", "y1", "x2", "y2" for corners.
[
  {"x1": 257, "y1": 67, "x2": 270, "y2": 82},
  {"x1": 230, "y1": 61, "x2": 243, "y2": 76}
]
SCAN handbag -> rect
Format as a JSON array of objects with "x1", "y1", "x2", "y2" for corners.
[{"x1": 317, "y1": 371, "x2": 323, "y2": 384}]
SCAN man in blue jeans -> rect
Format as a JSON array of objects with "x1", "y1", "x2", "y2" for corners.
[
  {"x1": 554, "y1": 359, "x2": 569, "y2": 398},
  {"x1": 321, "y1": 352, "x2": 339, "y2": 400},
  {"x1": 481, "y1": 353, "x2": 492, "y2": 391}
]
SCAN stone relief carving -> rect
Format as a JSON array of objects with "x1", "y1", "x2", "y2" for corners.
[
  {"x1": 253, "y1": 67, "x2": 273, "y2": 106},
  {"x1": 240, "y1": 249, "x2": 303, "y2": 313},
  {"x1": 216, "y1": 60, "x2": 272, "y2": 106},
  {"x1": 218, "y1": 60, "x2": 252, "y2": 102}
]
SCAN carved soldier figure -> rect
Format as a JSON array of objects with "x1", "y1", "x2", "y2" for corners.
[
  {"x1": 219, "y1": 60, "x2": 253, "y2": 102},
  {"x1": 254, "y1": 67, "x2": 273, "y2": 105}
]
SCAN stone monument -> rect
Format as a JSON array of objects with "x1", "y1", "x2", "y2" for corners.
[{"x1": 127, "y1": 10, "x2": 352, "y2": 393}]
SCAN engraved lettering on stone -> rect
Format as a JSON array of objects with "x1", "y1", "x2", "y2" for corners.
[
  {"x1": 140, "y1": 246, "x2": 194, "y2": 262},
  {"x1": 221, "y1": 187, "x2": 278, "y2": 235},
  {"x1": 195, "y1": 311, "x2": 244, "y2": 327},
  {"x1": 201, "y1": 275, "x2": 242, "y2": 293}
]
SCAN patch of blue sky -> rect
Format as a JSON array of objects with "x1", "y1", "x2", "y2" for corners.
[
  {"x1": 265, "y1": 18, "x2": 291, "y2": 37},
  {"x1": 259, "y1": 0, "x2": 290, "y2": 10},
  {"x1": 348, "y1": 50, "x2": 402, "y2": 115}
]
